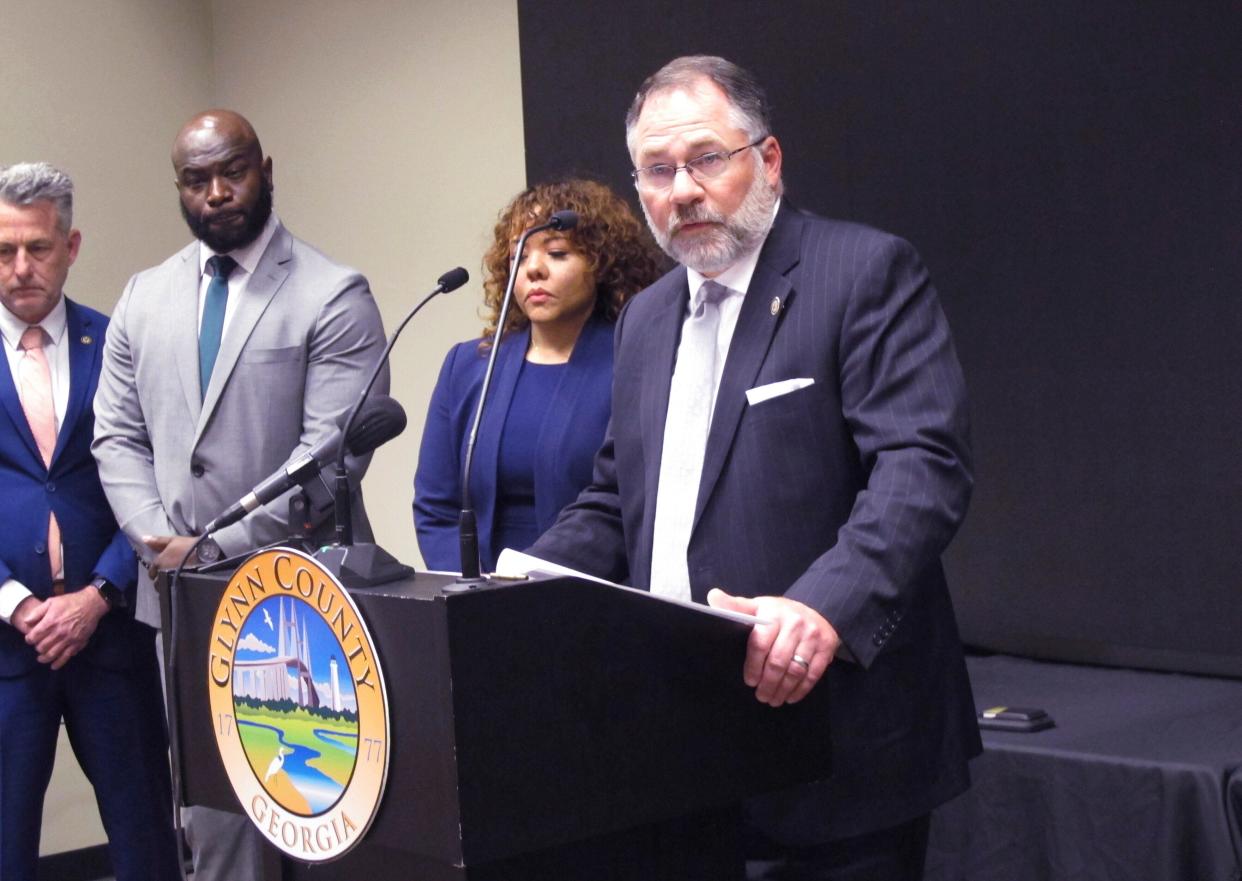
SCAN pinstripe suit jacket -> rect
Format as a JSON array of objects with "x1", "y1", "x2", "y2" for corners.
[{"x1": 530, "y1": 203, "x2": 981, "y2": 841}]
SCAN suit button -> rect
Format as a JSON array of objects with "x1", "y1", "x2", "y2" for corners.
[
  {"x1": 191, "y1": 464, "x2": 205, "y2": 477},
  {"x1": 46, "y1": 481, "x2": 56, "y2": 492},
  {"x1": 34, "y1": 542, "x2": 46, "y2": 554}
]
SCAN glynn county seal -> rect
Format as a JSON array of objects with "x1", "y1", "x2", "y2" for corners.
[{"x1": 207, "y1": 548, "x2": 389, "y2": 862}]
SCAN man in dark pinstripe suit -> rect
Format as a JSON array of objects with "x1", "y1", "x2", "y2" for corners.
[{"x1": 530, "y1": 55, "x2": 979, "y2": 880}]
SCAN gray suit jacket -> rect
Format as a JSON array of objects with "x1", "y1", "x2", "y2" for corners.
[{"x1": 93, "y1": 222, "x2": 386, "y2": 625}]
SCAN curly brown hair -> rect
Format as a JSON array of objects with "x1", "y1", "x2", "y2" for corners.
[{"x1": 479, "y1": 178, "x2": 666, "y2": 344}]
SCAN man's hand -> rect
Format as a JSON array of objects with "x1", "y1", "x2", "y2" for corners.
[
  {"x1": 707, "y1": 589, "x2": 841, "y2": 707},
  {"x1": 142, "y1": 534, "x2": 199, "y2": 579},
  {"x1": 11, "y1": 595, "x2": 45, "y2": 636},
  {"x1": 23, "y1": 589, "x2": 109, "y2": 670}
]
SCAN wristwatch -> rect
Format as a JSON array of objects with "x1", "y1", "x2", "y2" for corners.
[
  {"x1": 197, "y1": 537, "x2": 224, "y2": 565},
  {"x1": 91, "y1": 576, "x2": 127, "y2": 611}
]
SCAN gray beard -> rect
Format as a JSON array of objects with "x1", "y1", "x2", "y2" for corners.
[{"x1": 643, "y1": 156, "x2": 779, "y2": 275}]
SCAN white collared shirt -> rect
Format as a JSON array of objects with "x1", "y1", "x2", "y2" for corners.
[
  {"x1": 196, "y1": 211, "x2": 280, "y2": 339},
  {"x1": 681, "y1": 198, "x2": 781, "y2": 407},
  {"x1": 0, "y1": 295, "x2": 70, "y2": 623}
]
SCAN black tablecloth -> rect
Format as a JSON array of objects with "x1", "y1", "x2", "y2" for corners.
[{"x1": 925, "y1": 654, "x2": 1242, "y2": 881}]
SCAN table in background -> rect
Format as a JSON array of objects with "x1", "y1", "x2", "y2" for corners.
[{"x1": 926, "y1": 654, "x2": 1242, "y2": 881}]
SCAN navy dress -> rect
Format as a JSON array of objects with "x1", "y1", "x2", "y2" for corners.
[{"x1": 413, "y1": 315, "x2": 616, "y2": 572}]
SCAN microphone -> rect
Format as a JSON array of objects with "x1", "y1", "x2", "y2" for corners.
[
  {"x1": 346, "y1": 393, "x2": 408, "y2": 453},
  {"x1": 202, "y1": 395, "x2": 406, "y2": 535},
  {"x1": 454, "y1": 211, "x2": 579, "y2": 585},
  {"x1": 316, "y1": 266, "x2": 468, "y2": 588},
  {"x1": 546, "y1": 210, "x2": 578, "y2": 232},
  {"x1": 435, "y1": 266, "x2": 470, "y2": 293},
  {"x1": 332, "y1": 266, "x2": 469, "y2": 545}
]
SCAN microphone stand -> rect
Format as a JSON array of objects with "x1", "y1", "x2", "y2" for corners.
[
  {"x1": 316, "y1": 267, "x2": 469, "y2": 588},
  {"x1": 451, "y1": 211, "x2": 577, "y2": 589}
]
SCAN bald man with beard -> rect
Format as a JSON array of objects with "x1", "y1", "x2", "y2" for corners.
[{"x1": 93, "y1": 110, "x2": 387, "y2": 880}]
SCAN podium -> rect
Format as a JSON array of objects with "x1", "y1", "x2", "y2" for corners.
[{"x1": 162, "y1": 566, "x2": 833, "y2": 879}]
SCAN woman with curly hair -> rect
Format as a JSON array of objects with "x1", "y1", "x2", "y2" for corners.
[{"x1": 414, "y1": 179, "x2": 664, "y2": 571}]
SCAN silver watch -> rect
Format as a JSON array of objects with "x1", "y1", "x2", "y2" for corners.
[{"x1": 197, "y1": 537, "x2": 224, "y2": 564}]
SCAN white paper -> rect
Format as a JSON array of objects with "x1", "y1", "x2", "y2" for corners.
[
  {"x1": 745, "y1": 376, "x2": 815, "y2": 406},
  {"x1": 495, "y1": 548, "x2": 764, "y2": 626}
]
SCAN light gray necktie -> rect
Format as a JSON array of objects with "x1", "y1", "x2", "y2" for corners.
[{"x1": 650, "y1": 280, "x2": 729, "y2": 601}]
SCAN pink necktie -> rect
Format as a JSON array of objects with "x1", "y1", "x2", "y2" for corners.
[{"x1": 18, "y1": 326, "x2": 62, "y2": 581}]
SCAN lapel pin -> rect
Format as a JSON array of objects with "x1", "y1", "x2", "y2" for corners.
[
  {"x1": 80, "y1": 335, "x2": 93, "y2": 345},
  {"x1": 770, "y1": 296, "x2": 782, "y2": 316}
]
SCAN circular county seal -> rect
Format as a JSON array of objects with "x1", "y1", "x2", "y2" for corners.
[{"x1": 207, "y1": 548, "x2": 389, "y2": 862}]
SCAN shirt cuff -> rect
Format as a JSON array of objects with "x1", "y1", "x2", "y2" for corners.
[{"x1": 0, "y1": 579, "x2": 35, "y2": 626}]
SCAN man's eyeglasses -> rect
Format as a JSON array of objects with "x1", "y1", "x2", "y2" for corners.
[{"x1": 631, "y1": 137, "x2": 768, "y2": 191}]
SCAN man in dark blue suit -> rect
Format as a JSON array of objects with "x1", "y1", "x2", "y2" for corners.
[
  {"x1": 529, "y1": 57, "x2": 979, "y2": 879},
  {"x1": 0, "y1": 163, "x2": 180, "y2": 880}
]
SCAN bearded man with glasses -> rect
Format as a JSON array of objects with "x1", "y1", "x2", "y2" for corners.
[{"x1": 529, "y1": 55, "x2": 979, "y2": 880}]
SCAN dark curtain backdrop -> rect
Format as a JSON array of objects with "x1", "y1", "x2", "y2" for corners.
[{"x1": 517, "y1": 1, "x2": 1242, "y2": 677}]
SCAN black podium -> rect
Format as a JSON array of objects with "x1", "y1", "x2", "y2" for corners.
[{"x1": 162, "y1": 566, "x2": 833, "y2": 879}]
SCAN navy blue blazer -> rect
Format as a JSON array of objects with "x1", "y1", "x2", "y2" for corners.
[
  {"x1": 0, "y1": 298, "x2": 139, "y2": 677},
  {"x1": 414, "y1": 314, "x2": 615, "y2": 572},
  {"x1": 531, "y1": 205, "x2": 981, "y2": 842}
]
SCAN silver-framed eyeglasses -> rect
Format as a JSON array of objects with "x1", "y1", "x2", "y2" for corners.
[{"x1": 631, "y1": 137, "x2": 768, "y2": 191}]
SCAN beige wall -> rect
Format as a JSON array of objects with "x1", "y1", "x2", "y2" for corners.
[
  {"x1": 3, "y1": 0, "x2": 524, "y2": 856},
  {"x1": 209, "y1": 0, "x2": 527, "y2": 562},
  {"x1": 0, "y1": 0, "x2": 214, "y2": 311}
]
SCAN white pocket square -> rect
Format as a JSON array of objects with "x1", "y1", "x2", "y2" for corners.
[{"x1": 745, "y1": 377, "x2": 815, "y2": 406}]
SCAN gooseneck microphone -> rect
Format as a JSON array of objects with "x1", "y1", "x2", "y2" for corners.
[
  {"x1": 455, "y1": 210, "x2": 578, "y2": 584},
  {"x1": 333, "y1": 266, "x2": 468, "y2": 544},
  {"x1": 317, "y1": 266, "x2": 469, "y2": 588},
  {"x1": 202, "y1": 395, "x2": 406, "y2": 536}
]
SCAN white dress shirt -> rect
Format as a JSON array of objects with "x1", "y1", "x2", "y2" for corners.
[
  {"x1": 648, "y1": 201, "x2": 780, "y2": 598},
  {"x1": 680, "y1": 198, "x2": 779, "y2": 427},
  {"x1": 196, "y1": 211, "x2": 280, "y2": 339}
]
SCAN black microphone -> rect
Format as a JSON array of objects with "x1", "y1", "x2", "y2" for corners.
[
  {"x1": 315, "y1": 267, "x2": 467, "y2": 588},
  {"x1": 546, "y1": 210, "x2": 578, "y2": 232},
  {"x1": 202, "y1": 395, "x2": 406, "y2": 535},
  {"x1": 454, "y1": 211, "x2": 579, "y2": 585},
  {"x1": 435, "y1": 266, "x2": 470, "y2": 293},
  {"x1": 331, "y1": 266, "x2": 469, "y2": 545},
  {"x1": 346, "y1": 393, "x2": 408, "y2": 453}
]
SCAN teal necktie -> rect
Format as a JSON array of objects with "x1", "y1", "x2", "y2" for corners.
[{"x1": 199, "y1": 254, "x2": 237, "y2": 399}]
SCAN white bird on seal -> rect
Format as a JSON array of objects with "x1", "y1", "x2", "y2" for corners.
[{"x1": 264, "y1": 746, "x2": 291, "y2": 783}]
